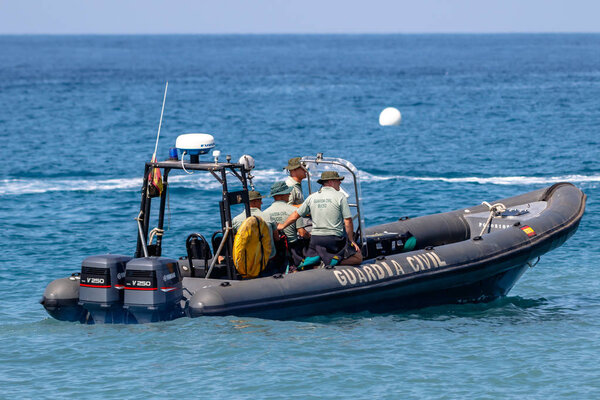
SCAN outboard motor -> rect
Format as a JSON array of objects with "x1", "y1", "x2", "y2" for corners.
[
  {"x1": 123, "y1": 257, "x2": 183, "y2": 323},
  {"x1": 78, "y1": 254, "x2": 131, "y2": 324}
]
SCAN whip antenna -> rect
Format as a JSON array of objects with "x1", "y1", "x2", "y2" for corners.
[
  {"x1": 152, "y1": 81, "x2": 169, "y2": 160},
  {"x1": 147, "y1": 82, "x2": 168, "y2": 199}
]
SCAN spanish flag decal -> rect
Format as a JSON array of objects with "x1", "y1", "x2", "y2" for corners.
[
  {"x1": 520, "y1": 225, "x2": 536, "y2": 237},
  {"x1": 148, "y1": 155, "x2": 163, "y2": 197}
]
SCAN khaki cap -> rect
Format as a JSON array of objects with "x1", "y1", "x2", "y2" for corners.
[
  {"x1": 283, "y1": 157, "x2": 306, "y2": 171},
  {"x1": 317, "y1": 171, "x2": 345, "y2": 185},
  {"x1": 248, "y1": 190, "x2": 263, "y2": 201},
  {"x1": 269, "y1": 181, "x2": 293, "y2": 197}
]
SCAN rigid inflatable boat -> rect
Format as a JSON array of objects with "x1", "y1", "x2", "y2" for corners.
[{"x1": 41, "y1": 138, "x2": 586, "y2": 323}]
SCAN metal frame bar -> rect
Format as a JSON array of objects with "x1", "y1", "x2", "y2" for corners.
[
  {"x1": 205, "y1": 222, "x2": 232, "y2": 279},
  {"x1": 154, "y1": 168, "x2": 171, "y2": 255},
  {"x1": 135, "y1": 163, "x2": 151, "y2": 258},
  {"x1": 135, "y1": 160, "x2": 250, "y2": 281}
]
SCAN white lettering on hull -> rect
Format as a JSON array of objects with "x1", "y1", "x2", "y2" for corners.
[
  {"x1": 332, "y1": 252, "x2": 448, "y2": 287},
  {"x1": 391, "y1": 260, "x2": 404, "y2": 275},
  {"x1": 342, "y1": 269, "x2": 357, "y2": 284},
  {"x1": 478, "y1": 222, "x2": 511, "y2": 230},
  {"x1": 362, "y1": 265, "x2": 377, "y2": 281}
]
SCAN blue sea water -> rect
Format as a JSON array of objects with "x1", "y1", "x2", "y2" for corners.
[{"x1": 1, "y1": 34, "x2": 599, "y2": 398}]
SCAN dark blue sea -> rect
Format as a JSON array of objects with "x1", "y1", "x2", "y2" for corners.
[{"x1": 1, "y1": 34, "x2": 599, "y2": 398}]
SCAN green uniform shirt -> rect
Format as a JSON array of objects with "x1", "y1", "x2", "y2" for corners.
[
  {"x1": 263, "y1": 201, "x2": 303, "y2": 243},
  {"x1": 285, "y1": 176, "x2": 304, "y2": 206},
  {"x1": 232, "y1": 207, "x2": 263, "y2": 230},
  {"x1": 232, "y1": 207, "x2": 276, "y2": 259},
  {"x1": 297, "y1": 186, "x2": 352, "y2": 237}
]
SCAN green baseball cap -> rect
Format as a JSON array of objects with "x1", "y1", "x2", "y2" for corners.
[
  {"x1": 269, "y1": 181, "x2": 293, "y2": 197},
  {"x1": 283, "y1": 157, "x2": 306, "y2": 171},
  {"x1": 248, "y1": 190, "x2": 263, "y2": 201},
  {"x1": 317, "y1": 171, "x2": 345, "y2": 185}
]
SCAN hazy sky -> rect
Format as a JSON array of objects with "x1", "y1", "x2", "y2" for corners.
[{"x1": 0, "y1": 0, "x2": 598, "y2": 34}]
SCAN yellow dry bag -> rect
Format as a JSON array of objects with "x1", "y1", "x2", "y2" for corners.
[{"x1": 233, "y1": 216, "x2": 272, "y2": 279}]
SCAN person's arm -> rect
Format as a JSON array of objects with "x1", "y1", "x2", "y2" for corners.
[
  {"x1": 297, "y1": 227, "x2": 310, "y2": 239},
  {"x1": 341, "y1": 190, "x2": 360, "y2": 253},
  {"x1": 271, "y1": 222, "x2": 280, "y2": 242},
  {"x1": 281, "y1": 198, "x2": 309, "y2": 231},
  {"x1": 344, "y1": 218, "x2": 360, "y2": 252},
  {"x1": 295, "y1": 215, "x2": 310, "y2": 238},
  {"x1": 277, "y1": 211, "x2": 300, "y2": 231}
]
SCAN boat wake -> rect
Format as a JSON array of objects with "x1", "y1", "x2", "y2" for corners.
[
  {"x1": 2, "y1": 170, "x2": 599, "y2": 196},
  {"x1": 0, "y1": 169, "x2": 283, "y2": 196},
  {"x1": 360, "y1": 171, "x2": 600, "y2": 186}
]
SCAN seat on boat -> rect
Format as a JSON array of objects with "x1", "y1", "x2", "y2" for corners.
[
  {"x1": 180, "y1": 233, "x2": 214, "y2": 277},
  {"x1": 187, "y1": 233, "x2": 212, "y2": 260},
  {"x1": 211, "y1": 231, "x2": 223, "y2": 255}
]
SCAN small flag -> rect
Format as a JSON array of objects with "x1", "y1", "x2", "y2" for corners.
[
  {"x1": 520, "y1": 225, "x2": 536, "y2": 237},
  {"x1": 148, "y1": 155, "x2": 163, "y2": 197}
]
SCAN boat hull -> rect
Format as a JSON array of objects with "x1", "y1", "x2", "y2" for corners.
[
  {"x1": 41, "y1": 183, "x2": 586, "y2": 322},
  {"x1": 186, "y1": 183, "x2": 584, "y2": 319}
]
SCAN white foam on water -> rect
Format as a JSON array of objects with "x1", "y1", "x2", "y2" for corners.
[
  {"x1": 0, "y1": 168, "x2": 286, "y2": 196},
  {"x1": 2, "y1": 169, "x2": 598, "y2": 196},
  {"x1": 0, "y1": 177, "x2": 143, "y2": 196},
  {"x1": 358, "y1": 171, "x2": 600, "y2": 186}
]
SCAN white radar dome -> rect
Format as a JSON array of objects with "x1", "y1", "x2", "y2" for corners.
[
  {"x1": 175, "y1": 133, "x2": 215, "y2": 155},
  {"x1": 238, "y1": 155, "x2": 255, "y2": 171},
  {"x1": 379, "y1": 107, "x2": 402, "y2": 126}
]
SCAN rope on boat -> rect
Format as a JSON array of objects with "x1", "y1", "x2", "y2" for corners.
[
  {"x1": 148, "y1": 228, "x2": 164, "y2": 245},
  {"x1": 479, "y1": 201, "x2": 507, "y2": 236}
]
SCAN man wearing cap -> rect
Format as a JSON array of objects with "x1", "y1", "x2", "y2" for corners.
[
  {"x1": 232, "y1": 190, "x2": 277, "y2": 260},
  {"x1": 283, "y1": 157, "x2": 306, "y2": 206},
  {"x1": 277, "y1": 171, "x2": 363, "y2": 268},
  {"x1": 263, "y1": 181, "x2": 305, "y2": 266},
  {"x1": 283, "y1": 157, "x2": 311, "y2": 246},
  {"x1": 232, "y1": 190, "x2": 264, "y2": 230}
]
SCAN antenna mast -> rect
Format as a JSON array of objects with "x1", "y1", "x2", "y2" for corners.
[{"x1": 152, "y1": 81, "x2": 169, "y2": 160}]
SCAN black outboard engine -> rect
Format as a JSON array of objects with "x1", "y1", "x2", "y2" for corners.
[
  {"x1": 123, "y1": 257, "x2": 184, "y2": 323},
  {"x1": 78, "y1": 254, "x2": 132, "y2": 324}
]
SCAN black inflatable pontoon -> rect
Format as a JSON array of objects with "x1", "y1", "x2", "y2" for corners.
[{"x1": 41, "y1": 154, "x2": 586, "y2": 323}]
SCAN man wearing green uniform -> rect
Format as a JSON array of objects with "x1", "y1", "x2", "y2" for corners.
[
  {"x1": 283, "y1": 157, "x2": 311, "y2": 245},
  {"x1": 277, "y1": 171, "x2": 363, "y2": 268},
  {"x1": 263, "y1": 181, "x2": 305, "y2": 266},
  {"x1": 232, "y1": 190, "x2": 276, "y2": 260},
  {"x1": 283, "y1": 157, "x2": 306, "y2": 206},
  {"x1": 232, "y1": 190, "x2": 264, "y2": 230}
]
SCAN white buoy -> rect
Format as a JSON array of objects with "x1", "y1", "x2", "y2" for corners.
[{"x1": 379, "y1": 107, "x2": 402, "y2": 126}]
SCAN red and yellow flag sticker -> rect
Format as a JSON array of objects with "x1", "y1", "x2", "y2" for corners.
[
  {"x1": 520, "y1": 225, "x2": 536, "y2": 237},
  {"x1": 148, "y1": 155, "x2": 163, "y2": 197}
]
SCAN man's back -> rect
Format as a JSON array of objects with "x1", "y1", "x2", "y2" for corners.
[
  {"x1": 232, "y1": 207, "x2": 263, "y2": 230},
  {"x1": 263, "y1": 201, "x2": 301, "y2": 243},
  {"x1": 297, "y1": 186, "x2": 351, "y2": 237}
]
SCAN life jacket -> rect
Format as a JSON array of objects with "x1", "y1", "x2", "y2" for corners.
[{"x1": 233, "y1": 216, "x2": 272, "y2": 279}]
